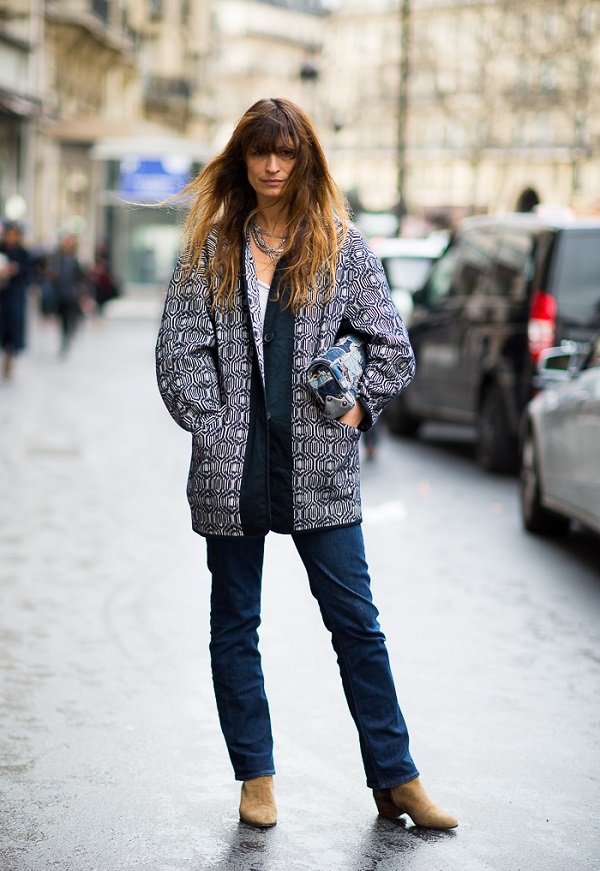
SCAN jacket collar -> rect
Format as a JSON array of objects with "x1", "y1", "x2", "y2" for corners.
[{"x1": 242, "y1": 237, "x2": 266, "y2": 381}]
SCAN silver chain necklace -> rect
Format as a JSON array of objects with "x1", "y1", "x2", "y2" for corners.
[{"x1": 249, "y1": 219, "x2": 287, "y2": 261}]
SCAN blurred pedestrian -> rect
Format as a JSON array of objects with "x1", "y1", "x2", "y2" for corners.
[
  {"x1": 88, "y1": 243, "x2": 120, "y2": 317},
  {"x1": 156, "y1": 98, "x2": 457, "y2": 831},
  {"x1": 363, "y1": 420, "x2": 379, "y2": 461},
  {"x1": 49, "y1": 234, "x2": 87, "y2": 354},
  {"x1": 0, "y1": 222, "x2": 31, "y2": 380},
  {"x1": 31, "y1": 250, "x2": 58, "y2": 319}
]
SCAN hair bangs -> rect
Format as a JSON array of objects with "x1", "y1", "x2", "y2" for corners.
[{"x1": 243, "y1": 108, "x2": 299, "y2": 157}]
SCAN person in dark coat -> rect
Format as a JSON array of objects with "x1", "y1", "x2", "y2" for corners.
[
  {"x1": 88, "y1": 243, "x2": 120, "y2": 316},
  {"x1": 0, "y1": 222, "x2": 31, "y2": 379},
  {"x1": 49, "y1": 233, "x2": 86, "y2": 354},
  {"x1": 156, "y1": 98, "x2": 457, "y2": 831}
]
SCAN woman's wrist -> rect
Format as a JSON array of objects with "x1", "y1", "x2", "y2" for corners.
[{"x1": 338, "y1": 401, "x2": 366, "y2": 429}]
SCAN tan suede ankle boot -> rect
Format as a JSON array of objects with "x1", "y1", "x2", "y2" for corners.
[
  {"x1": 239, "y1": 776, "x2": 277, "y2": 827},
  {"x1": 374, "y1": 777, "x2": 457, "y2": 830}
]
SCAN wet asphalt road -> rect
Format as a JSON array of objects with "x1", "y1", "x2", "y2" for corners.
[{"x1": 1, "y1": 300, "x2": 599, "y2": 871}]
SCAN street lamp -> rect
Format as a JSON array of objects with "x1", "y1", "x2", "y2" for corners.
[{"x1": 300, "y1": 60, "x2": 319, "y2": 81}]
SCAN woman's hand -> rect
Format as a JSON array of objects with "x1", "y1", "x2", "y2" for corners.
[{"x1": 338, "y1": 401, "x2": 366, "y2": 430}]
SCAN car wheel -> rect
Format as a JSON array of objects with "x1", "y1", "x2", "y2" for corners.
[
  {"x1": 384, "y1": 392, "x2": 422, "y2": 437},
  {"x1": 476, "y1": 383, "x2": 517, "y2": 473},
  {"x1": 520, "y1": 430, "x2": 570, "y2": 536}
]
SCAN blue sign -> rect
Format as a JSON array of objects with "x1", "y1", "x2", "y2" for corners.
[{"x1": 118, "y1": 157, "x2": 191, "y2": 203}]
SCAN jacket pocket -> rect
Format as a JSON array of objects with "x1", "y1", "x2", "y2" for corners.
[
  {"x1": 321, "y1": 416, "x2": 362, "y2": 439},
  {"x1": 193, "y1": 406, "x2": 225, "y2": 433},
  {"x1": 191, "y1": 407, "x2": 228, "y2": 458}
]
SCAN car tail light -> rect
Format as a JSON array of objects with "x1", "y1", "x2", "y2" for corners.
[{"x1": 528, "y1": 290, "x2": 557, "y2": 362}]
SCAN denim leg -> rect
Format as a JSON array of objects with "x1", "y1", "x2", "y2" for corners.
[
  {"x1": 206, "y1": 536, "x2": 276, "y2": 781},
  {"x1": 292, "y1": 525, "x2": 419, "y2": 790}
]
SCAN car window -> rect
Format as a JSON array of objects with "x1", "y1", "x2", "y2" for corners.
[
  {"x1": 451, "y1": 230, "x2": 498, "y2": 299},
  {"x1": 383, "y1": 256, "x2": 437, "y2": 293},
  {"x1": 420, "y1": 229, "x2": 496, "y2": 305},
  {"x1": 492, "y1": 231, "x2": 535, "y2": 301},
  {"x1": 531, "y1": 230, "x2": 557, "y2": 291},
  {"x1": 421, "y1": 246, "x2": 460, "y2": 304},
  {"x1": 551, "y1": 231, "x2": 600, "y2": 328},
  {"x1": 587, "y1": 333, "x2": 600, "y2": 369}
]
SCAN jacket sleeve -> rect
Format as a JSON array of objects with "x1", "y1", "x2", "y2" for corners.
[
  {"x1": 155, "y1": 254, "x2": 223, "y2": 433},
  {"x1": 341, "y1": 230, "x2": 416, "y2": 429}
]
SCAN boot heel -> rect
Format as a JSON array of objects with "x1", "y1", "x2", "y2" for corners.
[{"x1": 373, "y1": 788, "x2": 401, "y2": 819}]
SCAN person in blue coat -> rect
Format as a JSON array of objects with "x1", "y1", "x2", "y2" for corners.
[
  {"x1": 0, "y1": 222, "x2": 31, "y2": 379},
  {"x1": 156, "y1": 98, "x2": 457, "y2": 831}
]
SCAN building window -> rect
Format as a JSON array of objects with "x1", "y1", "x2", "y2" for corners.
[
  {"x1": 575, "y1": 113, "x2": 589, "y2": 148},
  {"x1": 578, "y1": 59, "x2": 590, "y2": 91},
  {"x1": 578, "y1": 6, "x2": 595, "y2": 37},
  {"x1": 543, "y1": 11, "x2": 557, "y2": 39},
  {"x1": 540, "y1": 60, "x2": 555, "y2": 92},
  {"x1": 91, "y1": 0, "x2": 109, "y2": 24},
  {"x1": 514, "y1": 114, "x2": 525, "y2": 147},
  {"x1": 517, "y1": 61, "x2": 528, "y2": 95},
  {"x1": 427, "y1": 119, "x2": 443, "y2": 148},
  {"x1": 447, "y1": 120, "x2": 464, "y2": 150},
  {"x1": 537, "y1": 112, "x2": 553, "y2": 147},
  {"x1": 148, "y1": 0, "x2": 163, "y2": 20}
]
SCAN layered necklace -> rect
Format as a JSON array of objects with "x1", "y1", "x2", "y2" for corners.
[{"x1": 249, "y1": 219, "x2": 287, "y2": 262}]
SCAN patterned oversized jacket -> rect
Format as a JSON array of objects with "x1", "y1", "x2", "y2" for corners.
[{"x1": 155, "y1": 225, "x2": 415, "y2": 537}]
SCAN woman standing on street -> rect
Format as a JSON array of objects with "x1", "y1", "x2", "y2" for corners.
[{"x1": 156, "y1": 98, "x2": 457, "y2": 831}]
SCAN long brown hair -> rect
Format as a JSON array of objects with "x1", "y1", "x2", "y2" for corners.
[{"x1": 180, "y1": 98, "x2": 350, "y2": 311}]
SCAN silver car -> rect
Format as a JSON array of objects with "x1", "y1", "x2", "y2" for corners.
[{"x1": 520, "y1": 332, "x2": 600, "y2": 536}]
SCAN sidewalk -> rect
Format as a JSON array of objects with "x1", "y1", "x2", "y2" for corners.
[{"x1": 1, "y1": 305, "x2": 599, "y2": 871}]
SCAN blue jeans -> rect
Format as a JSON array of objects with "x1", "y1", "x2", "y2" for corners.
[{"x1": 206, "y1": 524, "x2": 419, "y2": 790}]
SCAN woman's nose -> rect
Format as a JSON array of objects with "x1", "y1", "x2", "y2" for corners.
[{"x1": 265, "y1": 153, "x2": 279, "y2": 172}]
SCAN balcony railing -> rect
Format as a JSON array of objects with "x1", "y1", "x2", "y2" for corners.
[
  {"x1": 44, "y1": 1, "x2": 134, "y2": 54},
  {"x1": 145, "y1": 76, "x2": 192, "y2": 103}
]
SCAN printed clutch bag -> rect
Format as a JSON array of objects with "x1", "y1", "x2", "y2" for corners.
[{"x1": 307, "y1": 334, "x2": 366, "y2": 419}]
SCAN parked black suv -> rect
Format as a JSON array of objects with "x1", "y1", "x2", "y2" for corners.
[{"x1": 384, "y1": 213, "x2": 600, "y2": 471}]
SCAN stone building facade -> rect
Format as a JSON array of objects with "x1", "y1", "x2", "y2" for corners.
[
  {"x1": 325, "y1": 0, "x2": 600, "y2": 222},
  {"x1": 0, "y1": 0, "x2": 45, "y2": 230},
  {"x1": 0, "y1": 0, "x2": 330, "y2": 283},
  {"x1": 1, "y1": 0, "x2": 599, "y2": 282},
  {"x1": 406, "y1": 0, "x2": 600, "y2": 220},
  {"x1": 1, "y1": 0, "x2": 141, "y2": 255}
]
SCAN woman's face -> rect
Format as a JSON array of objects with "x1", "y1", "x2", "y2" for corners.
[{"x1": 245, "y1": 141, "x2": 296, "y2": 208}]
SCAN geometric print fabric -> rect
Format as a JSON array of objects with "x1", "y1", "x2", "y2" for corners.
[{"x1": 156, "y1": 226, "x2": 415, "y2": 536}]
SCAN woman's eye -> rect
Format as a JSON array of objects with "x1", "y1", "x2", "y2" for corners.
[{"x1": 279, "y1": 150, "x2": 295, "y2": 159}]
